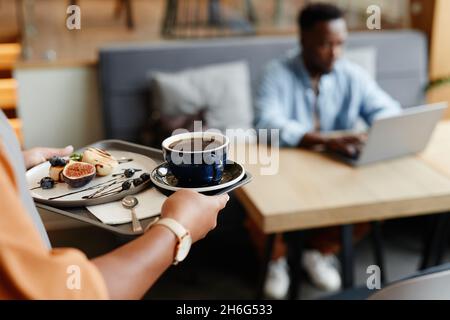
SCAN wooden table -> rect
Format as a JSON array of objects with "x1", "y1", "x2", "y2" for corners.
[{"x1": 232, "y1": 120, "x2": 450, "y2": 299}]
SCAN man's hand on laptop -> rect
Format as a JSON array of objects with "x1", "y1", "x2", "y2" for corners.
[
  {"x1": 299, "y1": 132, "x2": 367, "y2": 158},
  {"x1": 325, "y1": 134, "x2": 367, "y2": 159}
]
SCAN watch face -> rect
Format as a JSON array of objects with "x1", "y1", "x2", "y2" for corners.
[{"x1": 176, "y1": 234, "x2": 192, "y2": 261}]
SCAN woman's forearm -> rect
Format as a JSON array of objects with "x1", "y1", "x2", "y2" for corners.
[{"x1": 92, "y1": 225, "x2": 177, "y2": 299}]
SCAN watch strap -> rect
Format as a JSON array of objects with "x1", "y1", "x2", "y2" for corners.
[{"x1": 155, "y1": 218, "x2": 188, "y2": 240}]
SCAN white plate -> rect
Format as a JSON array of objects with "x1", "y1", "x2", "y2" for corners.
[
  {"x1": 150, "y1": 160, "x2": 245, "y2": 192},
  {"x1": 27, "y1": 150, "x2": 157, "y2": 207}
]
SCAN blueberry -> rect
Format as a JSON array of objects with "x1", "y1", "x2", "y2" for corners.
[
  {"x1": 48, "y1": 157, "x2": 58, "y2": 166},
  {"x1": 133, "y1": 177, "x2": 144, "y2": 187},
  {"x1": 140, "y1": 172, "x2": 150, "y2": 182},
  {"x1": 122, "y1": 181, "x2": 132, "y2": 190},
  {"x1": 40, "y1": 177, "x2": 55, "y2": 189},
  {"x1": 49, "y1": 156, "x2": 66, "y2": 167},
  {"x1": 124, "y1": 168, "x2": 136, "y2": 178}
]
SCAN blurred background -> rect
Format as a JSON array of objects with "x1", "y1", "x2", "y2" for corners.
[
  {"x1": 1, "y1": 0, "x2": 448, "y2": 149},
  {"x1": 1, "y1": 0, "x2": 450, "y2": 300},
  {"x1": 1, "y1": 0, "x2": 447, "y2": 149}
]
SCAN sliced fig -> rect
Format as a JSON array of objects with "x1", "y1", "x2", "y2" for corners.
[{"x1": 62, "y1": 161, "x2": 96, "y2": 188}]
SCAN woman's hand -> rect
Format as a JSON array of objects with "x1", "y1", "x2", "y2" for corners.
[
  {"x1": 22, "y1": 145, "x2": 74, "y2": 170},
  {"x1": 92, "y1": 189, "x2": 230, "y2": 299},
  {"x1": 160, "y1": 189, "x2": 229, "y2": 242}
]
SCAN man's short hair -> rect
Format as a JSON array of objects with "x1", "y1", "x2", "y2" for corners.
[{"x1": 298, "y1": 3, "x2": 344, "y2": 31}]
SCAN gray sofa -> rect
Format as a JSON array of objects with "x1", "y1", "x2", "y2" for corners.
[{"x1": 99, "y1": 30, "x2": 427, "y2": 144}]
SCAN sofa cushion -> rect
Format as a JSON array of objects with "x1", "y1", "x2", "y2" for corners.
[
  {"x1": 149, "y1": 61, "x2": 253, "y2": 134},
  {"x1": 344, "y1": 46, "x2": 377, "y2": 79}
]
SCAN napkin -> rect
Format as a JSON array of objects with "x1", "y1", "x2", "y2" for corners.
[{"x1": 86, "y1": 188, "x2": 167, "y2": 225}]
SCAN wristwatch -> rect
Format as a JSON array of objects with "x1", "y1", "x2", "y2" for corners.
[{"x1": 155, "y1": 218, "x2": 192, "y2": 265}]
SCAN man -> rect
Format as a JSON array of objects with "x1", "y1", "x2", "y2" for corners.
[
  {"x1": 0, "y1": 110, "x2": 229, "y2": 299},
  {"x1": 255, "y1": 3, "x2": 401, "y2": 298}
]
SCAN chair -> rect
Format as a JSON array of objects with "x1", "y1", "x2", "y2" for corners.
[
  {"x1": 325, "y1": 262, "x2": 450, "y2": 300},
  {"x1": 0, "y1": 43, "x2": 23, "y2": 145},
  {"x1": 0, "y1": 79, "x2": 17, "y2": 110},
  {"x1": 370, "y1": 268, "x2": 450, "y2": 299},
  {"x1": 0, "y1": 43, "x2": 20, "y2": 72}
]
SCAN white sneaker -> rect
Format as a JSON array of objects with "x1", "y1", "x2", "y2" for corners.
[
  {"x1": 263, "y1": 257, "x2": 290, "y2": 299},
  {"x1": 302, "y1": 250, "x2": 342, "y2": 292}
]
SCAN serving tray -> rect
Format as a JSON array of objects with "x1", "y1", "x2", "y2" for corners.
[
  {"x1": 28, "y1": 150, "x2": 156, "y2": 208},
  {"x1": 35, "y1": 139, "x2": 252, "y2": 236}
]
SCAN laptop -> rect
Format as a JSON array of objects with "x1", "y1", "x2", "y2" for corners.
[{"x1": 331, "y1": 102, "x2": 448, "y2": 166}]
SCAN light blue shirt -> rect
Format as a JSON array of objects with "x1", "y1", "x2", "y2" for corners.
[{"x1": 255, "y1": 50, "x2": 402, "y2": 147}]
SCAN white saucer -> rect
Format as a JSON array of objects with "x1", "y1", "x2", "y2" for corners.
[{"x1": 150, "y1": 160, "x2": 245, "y2": 192}]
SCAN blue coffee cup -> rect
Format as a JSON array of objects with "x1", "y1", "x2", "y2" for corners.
[{"x1": 162, "y1": 132, "x2": 229, "y2": 187}]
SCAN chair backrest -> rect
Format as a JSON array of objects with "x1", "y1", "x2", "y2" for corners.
[
  {"x1": 369, "y1": 264, "x2": 450, "y2": 300},
  {"x1": 0, "y1": 78, "x2": 17, "y2": 110},
  {"x1": 99, "y1": 30, "x2": 427, "y2": 143},
  {"x1": 0, "y1": 43, "x2": 22, "y2": 145},
  {"x1": 0, "y1": 43, "x2": 21, "y2": 71}
]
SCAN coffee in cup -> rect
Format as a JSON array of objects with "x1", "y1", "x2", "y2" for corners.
[{"x1": 162, "y1": 132, "x2": 229, "y2": 187}]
